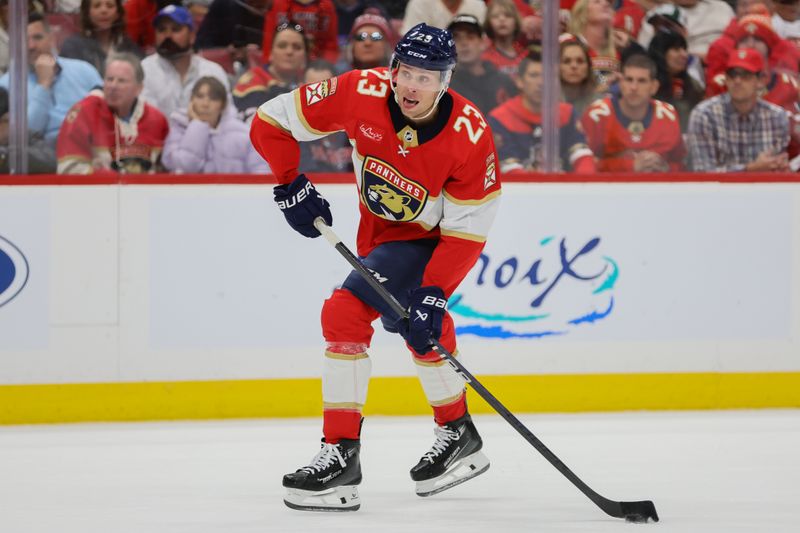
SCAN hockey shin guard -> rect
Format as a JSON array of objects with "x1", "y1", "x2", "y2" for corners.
[{"x1": 411, "y1": 313, "x2": 467, "y2": 425}]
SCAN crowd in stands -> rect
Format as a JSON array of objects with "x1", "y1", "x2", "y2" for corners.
[{"x1": 2, "y1": 0, "x2": 800, "y2": 175}]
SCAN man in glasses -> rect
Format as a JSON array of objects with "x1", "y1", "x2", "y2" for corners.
[
  {"x1": 688, "y1": 48, "x2": 790, "y2": 172},
  {"x1": 251, "y1": 22, "x2": 501, "y2": 512}
]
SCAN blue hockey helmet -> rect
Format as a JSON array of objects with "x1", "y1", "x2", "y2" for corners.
[
  {"x1": 390, "y1": 24, "x2": 456, "y2": 119},
  {"x1": 392, "y1": 23, "x2": 457, "y2": 72}
]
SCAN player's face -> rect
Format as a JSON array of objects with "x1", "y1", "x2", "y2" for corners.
[
  {"x1": 619, "y1": 66, "x2": 658, "y2": 109},
  {"x1": 26, "y1": 21, "x2": 53, "y2": 66},
  {"x1": 518, "y1": 60, "x2": 543, "y2": 109},
  {"x1": 560, "y1": 44, "x2": 589, "y2": 85},
  {"x1": 271, "y1": 29, "x2": 307, "y2": 76},
  {"x1": 103, "y1": 60, "x2": 142, "y2": 115},
  {"x1": 664, "y1": 45, "x2": 688, "y2": 75},
  {"x1": 394, "y1": 64, "x2": 442, "y2": 119},
  {"x1": 89, "y1": 0, "x2": 119, "y2": 32}
]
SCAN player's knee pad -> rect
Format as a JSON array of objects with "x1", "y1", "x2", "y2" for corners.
[
  {"x1": 323, "y1": 342, "x2": 372, "y2": 409},
  {"x1": 321, "y1": 288, "x2": 379, "y2": 345}
]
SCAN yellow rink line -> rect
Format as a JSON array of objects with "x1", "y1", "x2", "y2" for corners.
[{"x1": 1, "y1": 372, "x2": 799, "y2": 425}]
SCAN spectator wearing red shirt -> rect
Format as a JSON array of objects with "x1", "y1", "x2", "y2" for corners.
[
  {"x1": 581, "y1": 53, "x2": 686, "y2": 172},
  {"x1": 706, "y1": 15, "x2": 800, "y2": 112},
  {"x1": 261, "y1": 0, "x2": 338, "y2": 63},
  {"x1": 481, "y1": 0, "x2": 526, "y2": 78},
  {"x1": 706, "y1": 8, "x2": 800, "y2": 86},
  {"x1": 57, "y1": 52, "x2": 168, "y2": 174}
]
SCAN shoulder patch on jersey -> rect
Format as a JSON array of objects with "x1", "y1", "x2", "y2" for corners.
[
  {"x1": 485, "y1": 153, "x2": 497, "y2": 191},
  {"x1": 305, "y1": 77, "x2": 338, "y2": 106},
  {"x1": 361, "y1": 156, "x2": 428, "y2": 222}
]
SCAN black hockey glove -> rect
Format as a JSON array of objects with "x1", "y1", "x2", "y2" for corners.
[
  {"x1": 273, "y1": 174, "x2": 333, "y2": 238},
  {"x1": 397, "y1": 286, "x2": 447, "y2": 355}
]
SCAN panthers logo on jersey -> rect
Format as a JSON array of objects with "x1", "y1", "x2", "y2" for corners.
[{"x1": 361, "y1": 156, "x2": 427, "y2": 222}]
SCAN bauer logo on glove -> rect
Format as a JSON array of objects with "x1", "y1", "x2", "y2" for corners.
[{"x1": 273, "y1": 174, "x2": 333, "y2": 238}]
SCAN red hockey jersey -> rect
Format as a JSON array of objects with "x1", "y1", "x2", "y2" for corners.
[
  {"x1": 580, "y1": 96, "x2": 686, "y2": 172},
  {"x1": 250, "y1": 68, "x2": 502, "y2": 296},
  {"x1": 57, "y1": 93, "x2": 169, "y2": 175}
]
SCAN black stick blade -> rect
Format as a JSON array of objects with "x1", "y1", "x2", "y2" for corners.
[{"x1": 620, "y1": 500, "x2": 659, "y2": 523}]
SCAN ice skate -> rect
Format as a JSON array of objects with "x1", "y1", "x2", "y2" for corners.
[
  {"x1": 410, "y1": 413, "x2": 490, "y2": 497},
  {"x1": 283, "y1": 438, "x2": 362, "y2": 512}
]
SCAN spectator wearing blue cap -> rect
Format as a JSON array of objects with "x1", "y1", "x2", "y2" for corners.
[{"x1": 140, "y1": 4, "x2": 231, "y2": 119}]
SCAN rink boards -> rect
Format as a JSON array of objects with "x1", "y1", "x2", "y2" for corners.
[{"x1": 1, "y1": 175, "x2": 799, "y2": 423}]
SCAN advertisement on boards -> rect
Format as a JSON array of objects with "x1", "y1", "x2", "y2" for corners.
[{"x1": 0, "y1": 195, "x2": 49, "y2": 352}]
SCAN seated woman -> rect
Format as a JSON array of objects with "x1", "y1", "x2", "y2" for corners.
[
  {"x1": 647, "y1": 28, "x2": 703, "y2": 132},
  {"x1": 232, "y1": 21, "x2": 308, "y2": 121},
  {"x1": 559, "y1": 33, "x2": 599, "y2": 116},
  {"x1": 162, "y1": 76, "x2": 269, "y2": 174},
  {"x1": 60, "y1": 0, "x2": 143, "y2": 76}
]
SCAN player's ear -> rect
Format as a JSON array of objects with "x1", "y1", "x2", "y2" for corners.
[{"x1": 650, "y1": 77, "x2": 659, "y2": 97}]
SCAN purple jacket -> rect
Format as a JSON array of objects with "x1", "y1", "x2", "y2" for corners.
[{"x1": 162, "y1": 109, "x2": 269, "y2": 174}]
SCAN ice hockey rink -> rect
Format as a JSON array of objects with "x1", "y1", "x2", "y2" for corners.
[{"x1": 1, "y1": 409, "x2": 798, "y2": 533}]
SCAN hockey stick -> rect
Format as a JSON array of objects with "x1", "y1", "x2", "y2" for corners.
[{"x1": 312, "y1": 218, "x2": 659, "y2": 523}]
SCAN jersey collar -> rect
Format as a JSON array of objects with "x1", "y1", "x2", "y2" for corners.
[{"x1": 388, "y1": 91, "x2": 454, "y2": 147}]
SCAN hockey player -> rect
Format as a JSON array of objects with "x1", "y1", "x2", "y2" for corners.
[{"x1": 251, "y1": 23, "x2": 502, "y2": 511}]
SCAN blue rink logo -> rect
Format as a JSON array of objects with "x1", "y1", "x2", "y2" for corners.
[
  {"x1": 451, "y1": 235, "x2": 617, "y2": 339},
  {"x1": 0, "y1": 235, "x2": 30, "y2": 308}
]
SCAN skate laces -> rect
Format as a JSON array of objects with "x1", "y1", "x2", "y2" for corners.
[
  {"x1": 422, "y1": 424, "x2": 461, "y2": 463},
  {"x1": 300, "y1": 442, "x2": 346, "y2": 474}
]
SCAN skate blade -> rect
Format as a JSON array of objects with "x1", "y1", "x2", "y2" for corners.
[
  {"x1": 284, "y1": 485, "x2": 360, "y2": 512},
  {"x1": 415, "y1": 451, "x2": 490, "y2": 497}
]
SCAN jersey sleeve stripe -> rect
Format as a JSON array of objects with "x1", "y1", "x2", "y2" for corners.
[
  {"x1": 441, "y1": 194, "x2": 500, "y2": 241},
  {"x1": 439, "y1": 228, "x2": 487, "y2": 243},
  {"x1": 442, "y1": 188, "x2": 502, "y2": 206},
  {"x1": 293, "y1": 90, "x2": 339, "y2": 136},
  {"x1": 255, "y1": 107, "x2": 291, "y2": 134}
]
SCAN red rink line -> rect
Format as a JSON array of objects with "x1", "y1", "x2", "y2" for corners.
[{"x1": 1, "y1": 172, "x2": 800, "y2": 186}]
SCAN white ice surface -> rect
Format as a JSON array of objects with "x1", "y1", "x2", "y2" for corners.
[{"x1": 1, "y1": 410, "x2": 798, "y2": 533}]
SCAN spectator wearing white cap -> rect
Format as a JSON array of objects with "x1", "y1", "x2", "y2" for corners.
[
  {"x1": 141, "y1": 4, "x2": 231, "y2": 119},
  {"x1": 688, "y1": 48, "x2": 790, "y2": 172}
]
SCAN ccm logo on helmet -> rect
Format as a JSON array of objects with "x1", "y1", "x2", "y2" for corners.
[{"x1": 407, "y1": 51, "x2": 428, "y2": 58}]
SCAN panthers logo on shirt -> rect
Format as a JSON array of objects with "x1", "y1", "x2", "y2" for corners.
[{"x1": 361, "y1": 156, "x2": 427, "y2": 222}]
